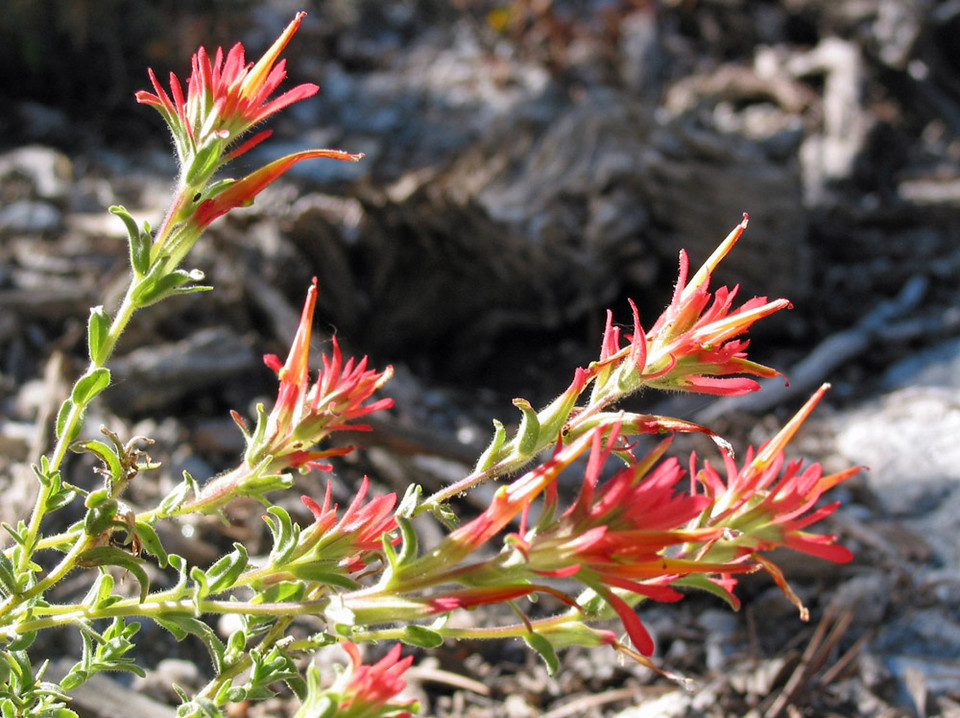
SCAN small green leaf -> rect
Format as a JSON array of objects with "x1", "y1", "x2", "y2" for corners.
[
  {"x1": 205, "y1": 543, "x2": 248, "y2": 594},
  {"x1": 475, "y1": 418, "x2": 507, "y2": 471},
  {"x1": 154, "y1": 615, "x2": 225, "y2": 673},
  {"x1": 130, "y1": 267, "x2": 209, "y2": 308},
  {"x1": 286, "y1": 564, "x2": 358, "y2": 590},
  {"x1": 253, "y1": 581, "x2": 305, "y2": 605},
  {"x1": 513, "y1": 398, "x2": 541, "y2": 456},
  {"x1": 111, "y1": 206, "x2": 153, "y2": 276},
  {"x1": 6, "y1": 631, "x2": 36, "y2": 651},
  {"x1": 71, "y1": 368, "x2": 111, "y2": 406},
  {"x1": 73, "y1": 440, "x2": 123, "y2": 482},
  {"x1": 395, "y1": 516, "x2": 418, "y2": 565},
  {"x1": 524, "y1": 633, "x2": 560, "y2": 675},
  {"x1": 135, "y1": 521, "x2": 168, "y2": 568},
  {"x1": 264, "y1": 506, "x2": 298, "y2": 566},
  {"x1": 86, "y1": 306, "x2": 111, "y2": 365},
  {"x1": 395, "y1": 483, "x2": 422, "y2": 519},
  {"x1": 76, "y1": 547, "x2": 150, "y2": 603},
  {"x1": 0, "y1": 553, "x2": 19, "y2": 596},
  {"x1": 83, "y1": 495, "x2": 118, "y2": 536},
  {"x1": 401, "y1": 625, "x2": 444, "y2": 648},
  {"x1": 158, "y1": 471, "x2": 200, "y2": 517},
  {"x1": 55, "y1": 399, "x2": 79, "y2": 442}
]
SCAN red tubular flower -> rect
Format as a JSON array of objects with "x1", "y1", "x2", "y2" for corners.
[
  {"x1": 251, "y1": 278, "x2": 393, "y2": 473},
  {"x1": 137, "y1": 12, "x2": 319, "y2": 164},
  {"x1": 693, "y1": 384, "x2": 862, "y2": 615},
  {"x1": 592, "y1": 215, "x2": 791, "y2": 401},
  {"x1": 189, "y1": 148, "x2": 362, "y2": 231},
  {"x1": 510, "y1": 428, "x2": 747, "y2": 655},
  {"x1": 298, "y1": 477, "x2": 399, "y2": 573},
  {"x1": 137, "y1": 11, "x2": 363, "y2": 254},
  {"x1": 642, "y1": 214, "x2": 792, "y2": 395},
  {"x1": 337, "y1": 642, "x2": 417, "y2": 718}
]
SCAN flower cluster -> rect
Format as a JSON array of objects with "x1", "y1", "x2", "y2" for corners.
[
  {"x1": 254, "y1": 277, "x2": 394, "y2": 474},
  {"x1": 135, "y1": 12, "x2": 361, "y2": 275},
  {"x1": 589, "y1": 214, "x2": 791, "y2": 405}
]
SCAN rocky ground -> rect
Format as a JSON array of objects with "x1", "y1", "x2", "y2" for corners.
[{"x1": 2, "y1": 1, "x2": 960, "y2": 716}]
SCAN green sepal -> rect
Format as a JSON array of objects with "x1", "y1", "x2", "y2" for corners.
[
  {"x1": 184, "y1": 139, "x2": 225, "y2": 187},
  {"x1": 401, "y1": 624, "x2": 444, "y2": 648},
  {"x1": 86, "y1": 306, "x2": 111, "y2": 365},
  {"x1": 475, "y1": 419, "x2": 507, "y2": 472},
  {"x1": 71, "y1": 368, "x2": 111, "y2": 407},
  {"x1": 523, "y1": 632, "x2": 560, "y2": 675},
  {"x1": 513, "y1": 399, "x2": 541, "y2": 456},
  {"x1": 205, "y1": 543, "x2": 249, "y2": 594},
  {"x1": 76, "y1": 547, "x2": 149, "y2": 603}
]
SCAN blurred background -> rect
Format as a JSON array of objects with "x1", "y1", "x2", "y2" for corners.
[{"x1": 2, "y1": 1, "x2": 960, "y2": 716}]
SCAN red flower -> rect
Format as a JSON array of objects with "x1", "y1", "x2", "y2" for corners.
[
  {"x1": 592, "y1": 215, "x2": 791, "y2": 401},
  {"x1": 298, "y1": 477, "x2": 399, "y2": 573},
  {"x1": 252, "y1": 278, "x2": 393, "y2": 473},
  {"x1": 137, "y1": 12, "x2": 362, "y2": 247},
  {"x1": 189, "y1": 148, "x2": 362, "y2": 231},
  {"x1": 137, "y1": 12, "x2": 318, "y2": 165},
  {"x1": 510, "y1": 428, "x2": 746, "y2": 655},
  {"x1": 338, "y1": 642, "x2": 416, "y2": 718},
  {"x1": 693, "y1": 384, "x2": 862, "y2": 615}
]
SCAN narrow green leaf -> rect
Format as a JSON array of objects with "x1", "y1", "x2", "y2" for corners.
[
  {"x1": 86, "y1": 306, "x2": 111, "y2": 365},
  {"x1": 395, "y1": 516, "x2": 418, "y2": 566},
  {"x1": 205, "y1": 543, "x2": 248, "y2": 594},
  {"x1": 0, "y1": 553, "x2": 18, "y2": 596},
  {"x1": 475, "y1": 418, "x2": 507, "y2": 472},
  {"x1": 523, "y1": 633, "x2": 560, "y2": 675},
  {"x1": 286, "y1": 564, "x2": 358, "y2": 590},
  {"x1": 154, "y1": 615, "x2": 225, "y2": 673},
  {"x1": 401, "y1": 625, "x2": 444, "y2": 648},
  {"x1": 55, "y1": 399, "x2": 76, "y2": 441},
  {"x1": 513, "y1": 398, "x2": 541, "y2": 456},
  {"x1": 71, "y1": 368, "x2": 111, "y2": 406},
  {"x1": 135, "y1": 521, "x2": 168, "y2": 568},
  {"x1": 264, "y1": 506, "x2": 298, "y2": 566},
  {"x1": 72, "y1": 440, "x2": 123, "y2": 482},
  {"x1": 395, "y1": 483, "x2": 422, "y2": 519},
  {"x1": 76, "y1": 547, "x2": 150, "y2": 603},
  {"x1": 107, "y1": 203, "x2": 153, "y2": 277}
]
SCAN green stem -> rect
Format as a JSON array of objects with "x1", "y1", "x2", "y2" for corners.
[{"x1": 13, "y1": 287, "x2": 138, "y2": 579}]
